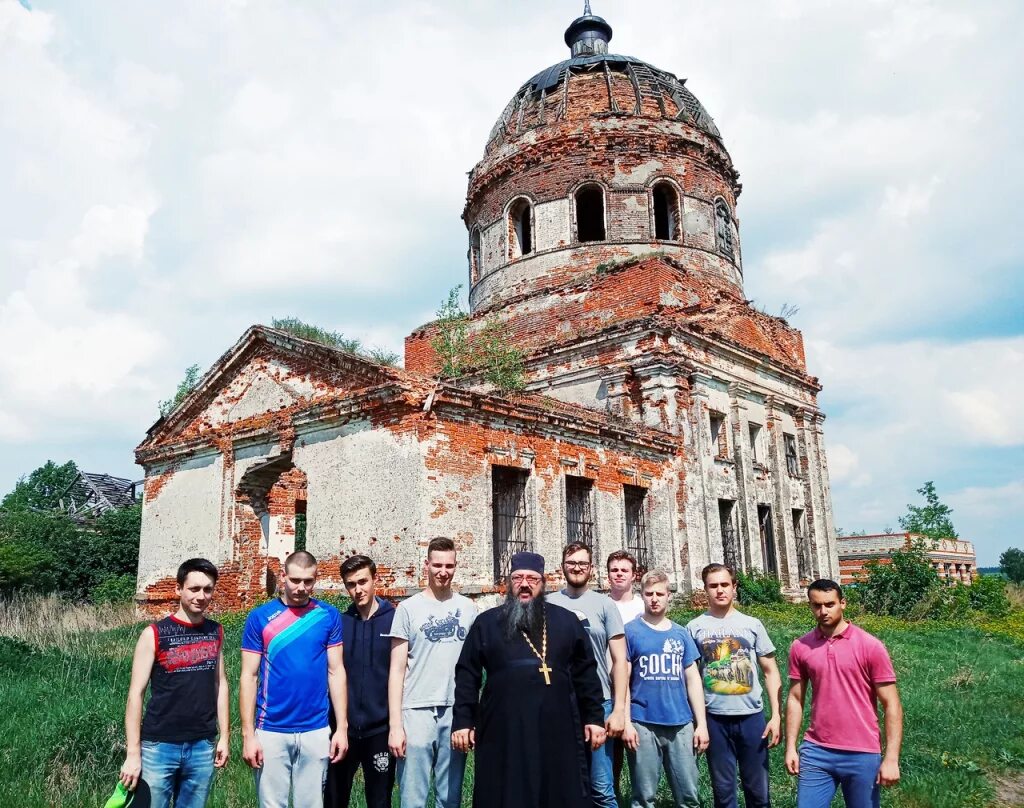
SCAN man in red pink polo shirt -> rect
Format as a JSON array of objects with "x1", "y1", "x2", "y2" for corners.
[{"x1": 784, "y1": 579, "x2": 903, "y2": 808}]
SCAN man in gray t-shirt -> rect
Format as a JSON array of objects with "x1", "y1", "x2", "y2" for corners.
[
  {"x1": 387, "y1": 538, "x2": 477, "y2": 808},
  {"x1": 686, "y1": 563, "x2": 782, "y2": 808},
  {"x1": 547, "y1": 542, "x2": 626, "y2": 808}
]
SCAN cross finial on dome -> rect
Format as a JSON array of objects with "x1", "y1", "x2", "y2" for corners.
[{"x1": 565, "y1": 2, "x2": 612, "y2": 56}]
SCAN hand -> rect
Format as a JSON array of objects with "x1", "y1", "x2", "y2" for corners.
[
  {"x1": 605, "y1": 708, "x2": 625, "y2": 738},
  {"x1": 622, "y1": 724, "x2": 639, "y2": 752},
  {"x1": 330, "y1": 730, "x2": 348, "y2": 763},
  {"x1": 692, "y1": 723, "x2": 709, "y2": 754},
  {"x1": 584, "y1": 724, "x2": 607, "y2": 750},
  {"x1": 762, "y1": 717, "x2": 781, "y2": 748},
  {"x1": 877, "y1": 757, "x2": 900, "y2": 786},
  {"x1": 388, "y1": 726, "x2": 407, "y2": 759},
  {"x1": 242, "y1": 734, "x2": 264, "y2": 769},
  {"x1": 214, "y1": 738, "x2": 230, "y2": 768},
  {"x1": 451, "y1": 728, "x2": 475, "y2": 753},
  {"x1": 119, "y1": 753, "x2": 141, "y2": 790},
  {"x1": 785, "y1": 747, "x2": 800, "y2": 776}
]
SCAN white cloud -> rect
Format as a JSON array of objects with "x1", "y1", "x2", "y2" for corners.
[{"x1": 113, "y1": 62, "x2": 183, "y2": 111}]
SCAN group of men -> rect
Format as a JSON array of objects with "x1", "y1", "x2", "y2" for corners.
[{"x1": 120, "y1": 539, "x2": 903, "y2": 808}]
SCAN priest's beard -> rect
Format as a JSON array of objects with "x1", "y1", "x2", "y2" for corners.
[{"x1": 502, "y1": 588, "x2": 546, "y2": 644}]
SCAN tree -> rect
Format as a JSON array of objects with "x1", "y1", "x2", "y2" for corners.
[
  {"x1": 898, "y1": 481, "x2": 958, "y2": 540},
  {"x1": 158, "y1": 364, "x2": 202, "y2": 417},
  {"x1": 1, "y1": 460, "x2": 79, "y2": 512},
  {"x1": 429, "y1": 287, "x2": 526, "y2": 392},
  {"x1": 1000, "y1": 547, "x2": 1024, "y2": 584},
  {"x1": 857, "y1": 537, "x2": 941, "y2": 619}
]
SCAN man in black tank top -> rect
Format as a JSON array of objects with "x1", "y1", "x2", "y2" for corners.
[{"x1": 119, "y1": 558, "x2": 229, "y2": 808}]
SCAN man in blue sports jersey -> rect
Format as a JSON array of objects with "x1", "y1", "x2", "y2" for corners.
[{"x1": 241, "y1": 551, "x2": 349, "y2": 808}]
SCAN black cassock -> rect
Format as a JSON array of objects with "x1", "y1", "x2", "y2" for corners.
[{"x1": 453, "y1": 602, "x2": 605, "y2": 808}]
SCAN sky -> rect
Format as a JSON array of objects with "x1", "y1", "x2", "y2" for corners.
[{"x1": 0, "y1": 0, "x2": 1020, "y2": 565}]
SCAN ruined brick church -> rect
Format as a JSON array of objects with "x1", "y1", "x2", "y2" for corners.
[{"x1": 135, "y1": 6, "x2": 838, "y2": 612}]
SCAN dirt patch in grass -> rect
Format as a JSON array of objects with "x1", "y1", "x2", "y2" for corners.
[{"x1": 994, "y1": 771, "x2": 1024, "y2": 807}]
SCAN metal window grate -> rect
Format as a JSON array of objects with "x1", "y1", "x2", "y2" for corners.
[
  {"x1": 624, "y1": 485, "x2": 650, "y2": 572},
  {"x1": 492, "y1": 466, "x2": 531, "y2": 582},
  {"x1": 565, "y1": 476, "x2": 595, "y2": 548}
]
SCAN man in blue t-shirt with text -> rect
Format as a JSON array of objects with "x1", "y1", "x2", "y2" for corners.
[
  {"x1": 241, "y1": 551, "x2": 348, "y2": 808},
  {"x1": 623, "y1": 569, "x2": 707, "y2": 808}
]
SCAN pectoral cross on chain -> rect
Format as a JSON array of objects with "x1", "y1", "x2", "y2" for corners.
[{"x1": 538, "y1": 661, "x2": 552, "y2": 685}]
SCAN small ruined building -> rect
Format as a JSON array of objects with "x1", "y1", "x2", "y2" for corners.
[
  {"x1": 135, "y1": 7, "x2": 838, "y2": 613},
  {"x1": 59, "y1": 471, "x2": 141, "y2": 522},
  {"x1": 838, "y1": 534, "x2": 977, "y2": 587}
]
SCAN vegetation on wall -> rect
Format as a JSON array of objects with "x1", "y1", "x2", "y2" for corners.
[
  {"x1": 158, "y1": 364, "x2": 202, "y2": 417},
  {"x1": 898, "y1": 480, "x2": 958, "y2": 540},
  {"x1": 430, "y1": 286, "x2": 525, "y2": 392},
  {"x1": 271, "y1": 316, "x2": 400, "y2": 367}
]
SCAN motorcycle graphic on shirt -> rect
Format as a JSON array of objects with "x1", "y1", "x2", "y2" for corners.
[{"x1": 421, "y1": 609, "x2": 468, "y2": 642}]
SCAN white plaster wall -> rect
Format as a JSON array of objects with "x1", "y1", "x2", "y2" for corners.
[
  {"x1": 294, "y1": 421, "x2": 427, "y2": 589},
  {"x1": 683, "y1": 196, "x2": 715, "y2": 252},
  {"x1": 533, "y1": 198, "x2": 571, "y2": 252},
  {"x1": 481, "y1": 220, "x2": 504, "y2": 276},
  {"x1": 138, "y1": 452, "x2": 224, "y2": 591}
]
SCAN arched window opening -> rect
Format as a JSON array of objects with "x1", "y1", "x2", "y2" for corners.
[
  {"x1": 653, "y1": 182, "x2": 679, "y2": 241},
  {"x1": 575, "y1": 185, "x2": 606, "y2": 242},
  {"x1": 469, "y1": 228, "x2": 481, "y2": 283},
  {"x1": 715, "y1": 198, "x2": 735, "y2": 257},
  {"x1": 509, "y1": 199, "x2": 533, "y2": 258}
]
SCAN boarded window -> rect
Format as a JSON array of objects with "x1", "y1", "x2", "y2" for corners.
[
  {"x1": 492, "y1": 466, "x2": 530, "y2": 582},
  {"x1": 565, "y1": 476, "x2": 595, "y2": 547},
  {"x1": 576, "y1": 185, "x2": 606, "y2": 242},
  {"x1": 715, "y1": 198, "x2": 735, "y2": 257},
  {"x1": 624, "y1": 485, "x2": 650, "y2": 572},
  {"x1": 784, "y1": 433, "x2": 799, "y2": 476},
  {"x1": 509, "y1": 199, "x2": 533, "y2": 257},
  {"x1": 718, "y1": 499, "x2": 740, "y2": 572},
  {"x1": 653, "y1": 182, "x2": 679, "y2": 240},
  {"x1": 748, "y1": 422, "x2": 763, "y2": 463},
  {"x1": 758, "y1": 504, "x2": 778, "y2": 576},
  {"x1": 710, "y1": 412, "x2": 728, "y2": 458},
  {"x1": 470, "y1": 228, "x2": 481, "y2": 283}
]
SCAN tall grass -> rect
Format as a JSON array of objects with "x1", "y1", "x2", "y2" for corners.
[
  {"x1": 0, "y1": 592, "x2": 137, "y2": 647},
  {"x1": 1, "y1": 597, "x2": 1023, "y2": 806}
]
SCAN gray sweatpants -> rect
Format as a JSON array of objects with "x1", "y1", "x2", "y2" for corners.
[
  {"x1": 254, "y1": 727, "x2": 330, "y2": 808},
  {"x1": 626, "y1": 721, "x2": 700, "y2": 808}
]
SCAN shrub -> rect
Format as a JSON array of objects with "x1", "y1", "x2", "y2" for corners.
[
  {"x1": 967, "y1": 574, "x2": 1010, "y2": 617},
  {"x1": 857, "y1": 538, "x2": 940, "y2": 618},
  {"x1": 89, "y1": 574, "x2": 137, "y2": 605},
  {"x1": 736, "y1": 570, "x2": 784, "y2": 606}
]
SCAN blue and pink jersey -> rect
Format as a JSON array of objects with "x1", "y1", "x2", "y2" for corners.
[{"x1": 242, "y1": 597, "x2": 343, "y2": 732}]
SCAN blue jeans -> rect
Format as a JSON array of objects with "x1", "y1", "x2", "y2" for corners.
[
  {"x1": 141, "y1": 738, "x2": 216, "y2": 808},
  {"x1": 587, "y1": 699, "x2": 617, "y2": 808},
  {"x1": 396, "y1": 706, "x2": 466, "y2": 808},
  {"x1": 797, "y1": 741, "x2": 881, "y2": 808},
  {"x1": 627, "y1": 721, "x2": 700, "y2": 808},
  {"x1": 706, "y1": 712, "x2": 770, "y2": 808}
]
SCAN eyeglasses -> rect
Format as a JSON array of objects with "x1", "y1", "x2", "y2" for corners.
[
  {"x1": 510, "y1": 574, "x2": 543, "y2": 585},
  {"x1": 563, "y1": 561, "x2": 592, "y2": 570}
]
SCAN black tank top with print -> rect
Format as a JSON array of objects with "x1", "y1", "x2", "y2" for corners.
[{"x1": 141, "y1": 615, "x2": 222, "y2": 742}]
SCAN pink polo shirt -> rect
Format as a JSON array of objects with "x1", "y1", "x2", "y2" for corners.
[{"x1": 788, "y1": 622, "x2": 896, "y2": 754}]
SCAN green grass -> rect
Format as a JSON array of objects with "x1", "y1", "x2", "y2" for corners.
[{"x1": 1, "y1": 604, "x2": 1022, "y2": 807}]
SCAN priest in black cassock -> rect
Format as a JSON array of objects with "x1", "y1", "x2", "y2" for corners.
[{"x1": 451, "y1": 551, "x2": 606, "y2": 808}]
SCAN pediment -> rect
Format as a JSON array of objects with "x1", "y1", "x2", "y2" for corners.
[{"x1": 142, "y1": 326, "x2": 396, "y2": 448}]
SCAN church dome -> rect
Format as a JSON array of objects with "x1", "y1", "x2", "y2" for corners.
[
  {"x1": 484, "y1": 8, "x2": 722, "y2": 159},
  {"x1": 464, "y1": 4, "x2": 741, "y2": 313}
]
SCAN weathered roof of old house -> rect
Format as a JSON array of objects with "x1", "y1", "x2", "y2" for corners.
[{"x1": 59, "y1": 471, "x2": 139, "y2": 518}]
